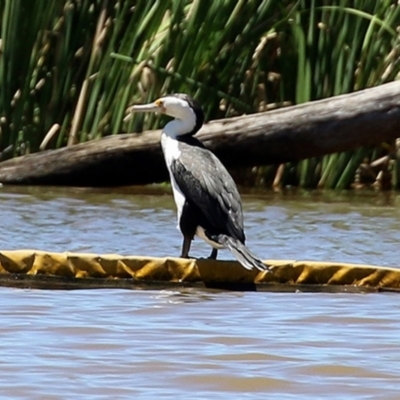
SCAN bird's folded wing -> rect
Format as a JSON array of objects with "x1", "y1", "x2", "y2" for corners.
[{"x1": 171, "y1": 145, "x2": 245, "y2": 242}]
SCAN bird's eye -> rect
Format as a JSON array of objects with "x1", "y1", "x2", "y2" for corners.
[{"x1": 155, "y1": 99, "x2": 163, "y2": 107}]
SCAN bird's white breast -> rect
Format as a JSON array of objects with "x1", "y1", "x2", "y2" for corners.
[{"x1": 161, "y1": 133, "x2": 186, "y2": 229}]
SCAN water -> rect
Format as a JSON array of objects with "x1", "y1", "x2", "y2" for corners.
[{"x1": 1, "y1": 185, "x2": 400, "y2": 399}]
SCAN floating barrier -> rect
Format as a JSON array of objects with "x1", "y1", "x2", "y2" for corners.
[{"x1": 0, "y1": 250, "x2": 399, "y2": 292}]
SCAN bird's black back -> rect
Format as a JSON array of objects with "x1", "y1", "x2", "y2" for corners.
[{"x1": 171, "y1": 140, "x2": 245, "y2": 243}]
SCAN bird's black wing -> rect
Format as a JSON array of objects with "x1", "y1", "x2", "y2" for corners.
[{"x1": 171, "y1": 142, "x2": 245, "y2": 242}]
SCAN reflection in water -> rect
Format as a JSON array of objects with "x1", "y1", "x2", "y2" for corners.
[
  {"x1": 1, "y1": 186, "x2": 400, "y2": 399},
  {"x1": 152, "y1": 289, "x2": 223, "y2": 305}
]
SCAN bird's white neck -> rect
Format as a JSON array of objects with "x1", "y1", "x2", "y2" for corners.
[{"x1": 162, "y1": 117, "x2": 196, "y2": 139}]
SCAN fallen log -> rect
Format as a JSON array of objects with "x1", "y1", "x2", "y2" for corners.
[{"x1": 1, "y1": 81, "x2": 400, "y2": 186}]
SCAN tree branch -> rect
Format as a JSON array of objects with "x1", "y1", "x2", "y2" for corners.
[{"x1": 1, "y1": 81, "x2": 400, "y2": 186}]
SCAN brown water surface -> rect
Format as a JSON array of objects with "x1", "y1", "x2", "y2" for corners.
[{"x1": 1, "y1": 185, "x2": 400, "y2": 399}]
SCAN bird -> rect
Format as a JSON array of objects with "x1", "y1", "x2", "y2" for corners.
[{"x1": 125, "y1": 93, "x2": 269, "y2": 272}]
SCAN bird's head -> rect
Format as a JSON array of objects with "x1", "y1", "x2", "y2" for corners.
[{"x1": 125, "y1": 93, "x2": 204, "y2": 137}]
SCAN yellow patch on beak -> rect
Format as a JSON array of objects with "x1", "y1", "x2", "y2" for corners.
[{"x1": 155, "y1": 99, "x2": 166, "y2": 112}]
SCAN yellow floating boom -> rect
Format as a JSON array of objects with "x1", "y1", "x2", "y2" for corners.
[{"x1": 1, "y1": 250, "x2": 399, "y2": 292}]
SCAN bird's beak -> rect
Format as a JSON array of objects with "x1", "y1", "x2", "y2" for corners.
[{"x1": 124, "y1": 100, "x2": 165, "y2": 122}]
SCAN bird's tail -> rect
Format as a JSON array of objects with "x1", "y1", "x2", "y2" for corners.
[{"x1": 218, "y1": 235, "x2": 270, "y2": 272}]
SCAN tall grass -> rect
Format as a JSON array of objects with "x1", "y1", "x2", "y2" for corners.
[
  {"x1": 0, "y1": 0, "x2": 399, "y2": 188},
  {"x1": 0, "y1": 0, "x2": 285, "y2": 154},
  {"x1": 284, "y1": 0, "x2": 400, "y2": 189}
]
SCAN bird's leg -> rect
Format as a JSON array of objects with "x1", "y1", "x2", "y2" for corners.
[
  {"x1": 180, "y1": 236, "x2": 192, "y2": 258},
  {"x1": 208, "y1": 248, "x2": 218, "y2": 260}
]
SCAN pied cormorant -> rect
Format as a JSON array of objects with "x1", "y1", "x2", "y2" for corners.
[{"x1": 125, "y1": 93, "x2": 269, "y2": 272}]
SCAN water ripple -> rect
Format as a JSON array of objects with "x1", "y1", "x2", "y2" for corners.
[{"x1": 1, "y1": 186, "x2": 400, "y2": 399}]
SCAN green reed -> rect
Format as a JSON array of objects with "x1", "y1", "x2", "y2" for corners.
[
  {"x1": 0, "y1": 0, "x2": 399, "y2": 188},
  {"x1": 283, "y1": 0, "x2": 400, "y2": 189}
]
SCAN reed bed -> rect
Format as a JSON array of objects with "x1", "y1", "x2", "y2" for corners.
[{"x1": 0, "y1": 0, "x2": 399, "y2": 189}]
